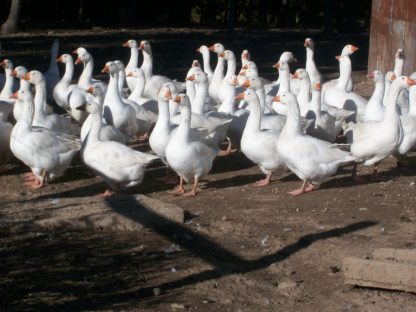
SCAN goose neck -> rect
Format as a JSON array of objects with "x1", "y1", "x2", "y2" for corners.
[
  {"x1": 278, "y1": 69, "x2": 290, "y2": 93},
  {"x1": 141, "y1": 50, "x2": 153, "y2": 80},
  {"x1": 79, "y1": 58, "x2": 93, "y2": 85},
  {"x1": 127, "y1": 48, "x2": 139, "y2": 69},
  {"x1": 336, "y1": 56, "x2": 352, "y2": 90},
  {"x1": 193, "y1": 82, "x2": 208, "y2": 115}
]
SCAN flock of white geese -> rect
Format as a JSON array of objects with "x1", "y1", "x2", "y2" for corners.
[{"x1": 0, "y1": 38, "x2": 415, "y2": 197}]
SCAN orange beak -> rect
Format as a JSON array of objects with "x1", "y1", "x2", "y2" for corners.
[
  {"x1": 122, "y1": 41, "x2": 129, "y2": 47},
  {"x1": 126, "y1": 71, "x2": 133, "y2": 77},
  {"x1": 335, "y1": 55, "x2": 341, "y2": 61},
  {"x1": 367, "y1": 72, "x2": 375, "y2": 79},
  {"x1": 196, "y1": 48, "x2": 200, "y2": 52},
  {"x1": 208, "y1": 44, "x2": 216, "y2": 51},
  {"x1": 219, "y1": 51, "x2": 225, "y2": 57},
  {"x1": 242, "y1": 64, "x2": 248, "y2": 70},
  {"x1": 231, "y1": 77, "x2": 238, "y2": 86},
  {"x1": 101, "y1": 65, "x2": 110, "y2": 73},
  {"x1": 315, "y1": 82, "x2": 321, "y2": 90},
  {"x1": 407, "y1": 77, "x2": 416, "y2": 87},
  {"x1": 75, "y1": 56, "x2": 82, "y2": 65},
  {"x1": 272, "y1": 62, "x2": 280, "y2": 69},
  {"x1": 56, "y1": 55, "x2": 64, "y2": 62},
  {"x1": 22, "y1": 72, "x2": 30, "y2": 81},
  {"x1": 164, "y1": 89, "x2": 172, "y2": 100},
  {"x1": 241, "y1": 79, "x2": 250, "y2": 88},
  {"x1": 391, "y1": 73, "x2": 396, "y2": 80},
  {"x1": 304, "y1": 39, "x2": 309, "y2": 47},
  {"x1": 292, "y1": 72, "x2": 299, "y2": 79},
  {"x1": 11, "y1": 69, "x2": 17, "y2": 77},
  {"x1": 10, "y1": 91, "x2": 18, "y2": 99},
  {"x1": 186, "y1": 74, "x2": 196, "y2": 81},
  {"x1": 86, "y1": 86, "x2": 94, "y2": 94},
  {"x1": 235, "y1": 93, "x2": 245, "y2": 100},
  {"x1": 239, "y1": 70, "x2": 246, "y2": 76},
  {"x1": 242, "y1": 52, "x2": 249, "y2": 60},
  {"x1": 351, "y1": 45, "x2": 359, "y2": 52},
  {"x1": 173, "y1": 95, "x2": 181, "y2": 104},
  {"x1": 139, "y1": 42, "x2": 145, "y2": 50},
  {"x1": 272, "y1": 95, "x2": 281, "y2": 102}
]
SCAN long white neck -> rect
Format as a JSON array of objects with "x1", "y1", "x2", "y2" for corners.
[
  {"x1": 368, "y1": 78, "x2": 385, "y2": 109},
  {"x1": 186, "y1": 78, "x2": 196, "y2": 105},
  {"x1": 126, "y1": 48, "x2": 139, "y2": 69},
  {"x1": 192, "y1": 81, "x2": 209, "y2": 115},
  {"x1": 277, "y1": 68, "x2": 290, "y2": 94},
  {"x1": 282, "y1": 99, "x2": 302, "y2": 137},
  {"x1": 394, "y1": 59, "x2": 404, "y2": 77},
  {"x1": 105, "y1": 71, "x2": 124, "y2": 105},
  {"x1": 244, "y1": 95, "x2": 262, "y2": 132},
  {"x1": 224, "y1": 56, "x2": 236, "y2": 79},
  {"x1": 383, "y1": 80, "x2": 392, "y2": 107},
  {"x1": 309, "y1": 89, "x2": 322, "y2": 118},
  {"x1": 408, "y1": 86, "x2": 416, "y2": 116},
  {"x1": 305, "y1": 47, "x2": 318, "y2": 76},
  {"x1": 19, "y1": 78, "x2": 30, "y2": 92},
  {"x1": 177, "y1": 103, "x2": 191, "y2": 142},
  {"x1": 386, "y1": 81, "x2": 404, "y2": 118},
  {"x1": 212, "y1": 57, "x2": 225, "y2": 82},
  {"x1": 0, "y1": 68, "x2": 14, "y2": 98},
  {"x1": 336, "y1": 57, "x2": 352, "y2": 90},
  {"x1": 202, "y1": 49, "x2": 213, "y2": 77},
  {"x1": 129, "y1": 74, "x2": 145, "y2": 100},
  {"x1": 217, "y1": 84, "x2": 236, "y2": 114},
  {"x1": 297, "y1": 77, "x2": 311, "y2": 115},
  {"x1": 141, "y1": 50, "x2": 153, "y2": 81},
  {"x1": 34, "y1": 80, "x2": 48, "y2": 118},
  {"x1": 20, "y1": 95, "x2": 35, "y2": 127},
  {"x1": 118, "y1": 70, "x2": 126, "y2": 94},
  {"x1": 255, "y1": 88, "x2": 266, "y2": 114},
  {"x1": 85, "y1": 109, "x2": 102, "y2": 143},
  {"x1": 79, "y1": 57, "x2": 94, "y2": 86},
  {"x1": 61, "y1": 61, "x2": 74, "y2": 86},
  {"x1": 155, "y1": 97, "x2": 171, "y2": 130}
]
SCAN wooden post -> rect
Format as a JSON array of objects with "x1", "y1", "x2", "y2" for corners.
[{"x1": 368, "y1": 0, "x2": 416, "y2": 75}]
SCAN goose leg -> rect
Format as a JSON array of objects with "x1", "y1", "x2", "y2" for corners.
[
  {"x1": 183, "y1": 177, "x2": 198, "y2": 197},
  {"x1": 254, "y1": 171, "x2": 272, "y2": 187},
  {"x1": 24, "y1": 170, "x2": 45, "y2": 189},
  {"x1": 168, "y1": 176, "x2": 186, "y2": 195},
  {"x1": 288, "y1": 180, "x2": 308, "y2": 196},
  {"x1": 100, "y1": 189, "x2": 116, "y2": 197}
]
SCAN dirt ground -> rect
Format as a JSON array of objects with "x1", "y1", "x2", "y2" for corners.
[{"x1": 1, "y1": 28, "x2": 416, "y2": 311}]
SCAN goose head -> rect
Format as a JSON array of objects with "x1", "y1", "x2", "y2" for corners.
[
  {"x1": 385, "y1": 71, "x2": 396, "y2": 83},
  {"x1": 208, "y1": 43, "x2": 225, "y2": 54},
  {"x1": 292, "y1": 68, "x2": 309, "y2": 80},
  {"x1": 341, "y1": 44, "x2": 359, "y2": 56},
  {"x1": 123, "y1": 39, "x2": 138, "y2": 49},
  {"x1": 1, "y1": 59, "x2": 13, "y2": 71},
  {"x1": 187, "y1": 70, "x2": 208, "y2": 84},
  {"x1": 114, "y1": 60, "x2": 125, "y2": 71},
  {"x1": 272, "y1": 60, "x2": 289, "y2": 71},
  {"x1": 304, "y1": 38, "x2": 314, "y2": 49},
  {"x1": 273, "y1": 91, "x2": 297, "y2": 106},
  {"x1": 173, "y1": 93, "x2": 191, "y2": 108},
  {"x1": 72, "y1": 47, "x2": 90, "y2": 64},
  {"x1": 367, "y1": 70, "x2": 384, "y2": 83},
  {"x1": 196, "y1": 45, "x2": 209, "y2": 54},
  {"x1": 22, "y1": 70, "x2": 45, "y2": 85},
  {"x1": 101, "y1": 61, "x2": 118, "y2": 75},
  {"x1": 219, "y1": 50, "x2": 235, "y2": 61},
  {"x1": 395, "y1": 76, "x2": 416, "y2": 89},
  {"x1": 12, "y1": 88, "x2": 33, "y2": 102},
  {"x1": 127, "y1": 67, "x2": 145, "y2": 79},
  {"x1": 279, "y1": 51, "x2": 297, "y2": 63},
  {"x1": 235, "y1": 88, "x2": 257, "y2": 102},
  {"x1": 79, "y1": 101, "x2": 101, "y2": 115},
  {"x1": 56, "y1": 54, "x2": 73, "y2": 65},
  {"x1": 12, "y1": 65, "x2": 28, "y2": 79},
  {"x1": 139, "y1": 40, "x2": 151, "y2": 54},
  {"x1": 158, "y1": 85, "x2": 173, "y2": 101}
]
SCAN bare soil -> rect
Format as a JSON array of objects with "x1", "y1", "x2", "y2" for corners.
[{"x1": 1, "y1": 28, "x2": 416, "y2": 311}]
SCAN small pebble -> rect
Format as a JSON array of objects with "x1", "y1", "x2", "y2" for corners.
[{"x1": 153, "y1": 287, "x2": 161, "y2": 296}]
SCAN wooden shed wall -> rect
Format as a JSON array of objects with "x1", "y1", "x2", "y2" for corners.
[{"x1": 368, "y1": 0, "x2": 416, "y2": 75}]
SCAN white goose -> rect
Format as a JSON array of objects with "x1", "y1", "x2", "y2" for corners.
[
  {"x1": 238, "y1": 88, "x2": 285, "y2": 186},
  {"x1": 165, "y1": 94, "x2": 220, "y2": 197},
  {"x1": 185, "y1": 60, "x2": 201, "y2": 105},
  {"x1": 24, "y1": 70, "x2": 80, "y2": 135},
  {"x1": 79, "y1": 100, "x2": 158, "y2": 197},
  {"x1": 382, "y1": 71, "x2": 396, "y2": 107},
  {"x1": 80, "y1": 85, "x2": 127, "y2": 144},
  {"x1": 10, "y1": 88, "x2": 80, "y2": 188},
  {"x1": 208, "y1": 43, "x2": 225, "y2": 103},
  {"x1": 304, "y1": 38, "x2": 323, "y2": 85},
  {"x1": 305, "y1": 81, "x2": 337, "y2": 143},
  {"x1": 122, "y1": 39, "x2": 140, "y2": 92},
  {"x1": 114, "y1": 60, "x2": 128, "y2": 97},
  {"x1": 274, "y1": 92, "x2": 355, "y2": 195},
  {"x1": 218, "y1": 50, "x2": 237, "y2": 104},
  {"x1": 364, "y1": 70, "x2": 386, "y2": 122},
  {"x1": 271, "y1": 60, "x2": 291, "y2": 115},
  {"x1": 393, "y1": 49, "x2": 409, "y2": 115},
  {"x1": 139, "y1": 40, "x2": 184, "y2": 100},
  {"x1": 54, "y1": 54, "x2": 90, "y2": 123},
  {"x1": 102, "y1": 61, "x2": 139, "y2": 138},
  {"x1": 292, "y1": 68, "x2": 311, "y2": 116},
  {"x1": 397, "y1": 85, "x2": 416, "y2": 159},
  {"x1": 347, "y1": 76, "x2": 415, "y2": 181},
  {"x1": 321, "y1": 44, "x2": 356, "y2": 98},
  {"x1": 11, "y1": 65, "x2": 30, "y2": 121},
  {"x1": 196, "y1": 45, "x2": 213, "y2": 83},
  {"x1": 73, "y1": 47, "x2": 108, "y2": 93}
]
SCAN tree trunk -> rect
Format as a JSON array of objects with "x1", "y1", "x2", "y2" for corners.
[{"x1": 1, "y1": 0, "x2": 22, "y2": 34}]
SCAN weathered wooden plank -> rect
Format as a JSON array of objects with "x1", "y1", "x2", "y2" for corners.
[
  {"x1": 343, "y1": 256, "x2": 416, "y2": 293},
  {"x1": 372, "y1": 248, "x2": 416, "y2": 264}
]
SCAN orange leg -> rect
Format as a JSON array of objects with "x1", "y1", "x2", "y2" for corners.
[
  {"x1": 100, "y1": 189, "x2": 116, "y2": 197},
  {"x1": 168, "y1": 176, "x2": 186, "y2": 195},
  {"x1": 24, "y1": 170, "x2": 45, "y2": 189},
  {"x1": 254, "y1": 171, "x2": 272, "y2": 187},
  {"x1": 288, "y1": 180, "x2": 315, "y2": 196},
  {"x1": 183, "y1": 177, "x2": 198, "y2": 197}
]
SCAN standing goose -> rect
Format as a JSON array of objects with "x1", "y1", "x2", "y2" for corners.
[
  {"x1": 274, "y1": 92, "x2": 355, "y2": 195},
  {"x1": 292, "y1": 68, "x2": 311, "y2": 117},
  {"x1": 10, "y1": 88, "x2": 80, "y2": 189},
  {"x1": 346, "y1": 76, "x2": 415, "y2": 181},
  {"x1": 127, "y1": 67, "x2": 158, "y2": 113},
  {"x1": 196, "y1": 45, "x2": 213, "y2": 83},
  {"x1": 208, "y1": 43, "x2": 225, "y2": 103},
  {"x1": 393, "y1": 49, "x2": 409, "y2": 115},
  {"x1": 139, "y1": 40, "x2": 184, "y2": 100},
  {"x1": 79, "y1": 100, "x2": 158, "y2": 197},
  {"x1": 11, "y1": 65, "x2": 30, "y2": 121},
  {"x1": 271, "y1": 60, "x2": 291, "y2": 115},
  {"x1": 238, "y1": 89, "x2": 285, "y2": 186},
  {"x1": 23, "y1": 70, "x2": 80, "y2": 135},
  {"x1": 304, "y1": 38, "x2": 323, "y2": 85},
  {"x1": 165, "y1": 94, "x2": 220, "y2": 197},
  {"x1": 364, "y1": 70, "x2": 386, "y2": 122},
  {"x1": 122, "y1": 39, "x2": 140, "y2": 92},
  {"x1": 54, "y1": 54, "x2": 90, "y2": 123},
  {"x1": 217, "y1": 50, "x2": 237, "y2": 104},
  {"x1": 102, "y1": 61, "x2": 139, "y2": 138},
  {"x1": 397, "y1": 85, "x2": 416, "y2": 161},
  {"x1": 73, "y1": 47, "x2": 108, "y2": 93}
]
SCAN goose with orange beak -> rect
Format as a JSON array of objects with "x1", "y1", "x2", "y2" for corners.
[
  {"x1": 273, "y1": 92, "x2": 355, "y2": 196},
  {"x1": 364, "y1": 70, "x2": 386, "y2": 122},
  {"x1": 122, "y1": 39, "x2": 140, "y2": 92},
  {"x1": 238, "y1": 88, "x2": 286, "y2": 186},
  {"x1": 208, "y1": 42, "x2": 225, "y2": 103},
  {"x1": 304, "y1": 38, "x2": 323, "y2": 86},
  {"x1": 165, "y1": 94, "x2": 223, "y2": 197},
  {"x1": 0, "y1": 59, "x2": 16, "y2": 101},
  {"x1": 196, "y1": 45, "x2": 213, "y2": 82},
  {"x1": 346, "y1": 76, "x2": 416, "y2": 182}
]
